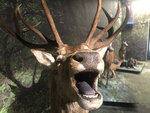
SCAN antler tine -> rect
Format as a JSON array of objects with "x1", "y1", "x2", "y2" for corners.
[
  {"x1": 0, "y1": 10, "x2": 57, "y2": 51},
  {"x1": 102, "y1": 7, "x2": 114, "y2": 37},
  {"x1": 20, "y1": 21, "x2": 57, "y2": 45},
  {"x1": 97, "y1": 7, "x2": 114, "y2": 38},
  {"x1": 85, "y1": 0, "x2": 102, "y2": 45},
  {"x1": 41, "y1": 0, "x2": 64, "y2": 47},
  {"x1": 94, "y1": 5, "x2": 129, "y2": 49},
  {"x1": 15, "y1": 33, "x2": 53, "y2": 51},
  {"x1": 13, "y1": 6, "x2": 21, "y2": 36},
  {"x1": 0, "y1": 16, "x2": 16, "y2": 37},
  {"x1": 91, "y1": 3, "x2": 120, "y2": 45},
  {"x1": 22, "y1": 22, "x2": 41, "y2": 32},
  {"x1": 102, "y1": 8, "x2": 113, "y2": 24},
  {"x1": 17, "y1": 5, "x2": 49, "y2": 43}
]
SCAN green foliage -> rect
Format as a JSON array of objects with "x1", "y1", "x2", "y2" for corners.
[
  {"x1": 0, "y1": 82, "x2": 15, "y2": 113},
  {"x1": 0, "y1": 67, "x2": 49, "y2": 113},
  {"x1": 14, "y1": 68, "x2": 42, "y2": 86}
]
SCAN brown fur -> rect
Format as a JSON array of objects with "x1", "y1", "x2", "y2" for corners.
[
  {"x1": 108, "y1": 51, "x2": 115, "y2": 65},
  {"x1": 110, "y1": 60, "x2": 123, "y2": 80},
  {"x1": 49, "y1": 68, "x2": 88, "y2": 113},
  {"x1": 46, "y1": 45, "x2": 105, "y2": 113},
  {"x1": 119, "y1": 41, "x2": 128, "y2": 61},
  {"x1": 102, "y1": 41, "x2": 128, "y2": 86},
  {"x1": 0, "y1": 0, "x2": 129, "y2": 112},
  {"x1": 127, "y1": 57, "x2": 138, "y2": 68},
  {"x1": 102, "y1": 46, "x2": 115, "y2": 85}
]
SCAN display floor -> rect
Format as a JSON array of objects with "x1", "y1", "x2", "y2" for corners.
[
  {"x1": 117, "y1": 61, "x2": 145, "y2": 73},
  {"x1": 90, "y1": 61, "x2": 150, "y2": 113}
]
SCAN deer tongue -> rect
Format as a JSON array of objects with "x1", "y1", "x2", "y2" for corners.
[{"x1": 77, "y1": 81, "x2": 96, "y2": 95}]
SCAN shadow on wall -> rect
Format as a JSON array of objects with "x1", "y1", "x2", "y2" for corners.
[{"x1": 7, "y1": 69, "x2": 51, "y2": 113}]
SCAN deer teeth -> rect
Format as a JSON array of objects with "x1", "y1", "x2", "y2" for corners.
[{"x1": 83, "y1": 94, "x2": 98, "y2": 98}]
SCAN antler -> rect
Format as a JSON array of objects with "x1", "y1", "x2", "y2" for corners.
[
  {"x1": 102, "y1": 8, "x2": 114, "y2": 37},
  {"x1": 87, "y1": 3, "x2": 129, "y2": 49},
  {"x1": 22, "y1": 22, "x2": 41, "y2": 33},
  {"x1": 0, "y1": 16, "x2": 16, "y2": 37},
  {"x1": 85, "y1": 0, "x2": 102, "y2": 45},
  {"x1": 17, "y1": 5, "x2": 48, "y2": 42},
  {"x1": 0, "y1": 0, "x2": 129, "y2": 53},
  {"x1": 41, "y1": 0, "x2": 64, "y2": 47},
  {"x1": 94, "y1": 5, "x2": 129, "y2": 49},
  {"x1": 84, "y1": 1, "x2": 128, "y2": 50},
  {"x1": 92, "y1": 3, "x2": 120, "y2": 43},
  {"x1": 0, "y1": 5, "x2": 58, "y2": 51},
  {"x1": 97, "y1": 7, "x2": 114, "y2": 38}
]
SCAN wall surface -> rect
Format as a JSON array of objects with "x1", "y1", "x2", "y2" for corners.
[
  {"x1": 121, "y1": 0, "x2": 150, "y2": 61},
  {"x1": 44, "y1": 0, "x2": 119, "y2": 46}
]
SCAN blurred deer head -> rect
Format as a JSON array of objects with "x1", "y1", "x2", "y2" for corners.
[{"x1": 0, "y1": 0, "x2": 129, "y2": 112}]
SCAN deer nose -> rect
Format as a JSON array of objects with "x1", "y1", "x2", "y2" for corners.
[
  {"x1": 72, "y1": 53, "x2": 84, "y2": 62},
  {"x1": 72, "y1": 52, "x2": 100, "y2": 69}
]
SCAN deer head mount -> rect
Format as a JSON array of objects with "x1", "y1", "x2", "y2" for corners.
[{"x1": 0, "y1": 0, "x2": 129, "y2": 112}]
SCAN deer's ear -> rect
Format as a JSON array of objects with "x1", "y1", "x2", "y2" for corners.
[
  {"x1": 97, "y1": 47, "x2": 108, "y2": 58},
  {"x1": 31, "y1": 49, "x2": 55, "y2": 67}
]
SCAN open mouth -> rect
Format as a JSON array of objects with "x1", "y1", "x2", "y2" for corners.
[{"x1": 73, "y1": 71, "x2": 101, "y2": 100}]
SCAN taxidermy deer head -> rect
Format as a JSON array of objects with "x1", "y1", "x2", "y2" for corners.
[{"x1": 0, "y1": 0, "x2": 129, "y2": 112}]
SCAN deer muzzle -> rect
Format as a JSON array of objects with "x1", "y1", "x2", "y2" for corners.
[{"x1": 70, "y1": 51, "x2": 104, "y2": 110}]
